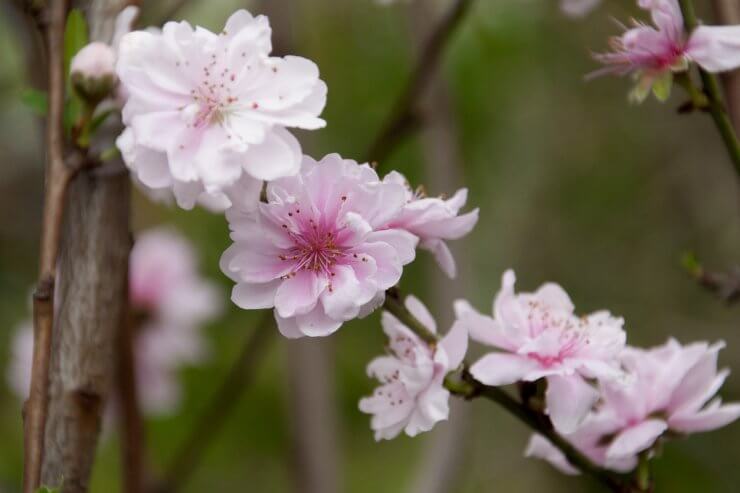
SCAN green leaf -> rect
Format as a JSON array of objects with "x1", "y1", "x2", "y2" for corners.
[
  {"x1": 64, "y1": 9, "x2": 89, "y2": 77},
  {"x1": 88, "y1": 108, "x2": 116, "y2": 135},
  {"x1": 20, "y1": 88, "x2": 48, "y2": 115},
  {"x1": 652, "y1": 71, "x2": 673, "y2": 102}
]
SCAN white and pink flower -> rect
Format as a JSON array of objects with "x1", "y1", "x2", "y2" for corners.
[
  {"x1": 221, "y1": 154, "x2": 419, "y2": 338},
  {"x1": 382, "y1": 171, "x2": 478, "y2": 278},
  {"x1": 593, "y1": 0, "x2": 740, "y2": 102},
  {"x1": 359, "y1": 296, "x2": 468, "y2": 440},
  {"x1": 459, "y1": 270, "x2": 626, "y2": 433},
  {"x1": 594, "y1": 339, "x2": 740, "y2": 461},
  {"x1": 116, "y1": 9, "x2": 327, "y2": 210}
]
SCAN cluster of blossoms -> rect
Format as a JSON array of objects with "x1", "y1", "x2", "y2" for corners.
[
  {"x1": 592, "y1": 0, "x2": 740, "y2": 102},
  {"x1": 52, "y1": 4, "x2": 740, "y2": 481},
  {"x1": 7, "y1": 228, "x2": 221, "y2": 416},
  {"x1": 358, "y1": 270, "x2": 740, "y2": 474}
]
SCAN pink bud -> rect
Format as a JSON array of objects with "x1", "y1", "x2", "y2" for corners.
[{"x1": 70, "y1": 42, "x2": 117, "y2": 103}]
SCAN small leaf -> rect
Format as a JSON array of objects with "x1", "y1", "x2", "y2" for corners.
[
  {"x1": 652, "y1": 71, "x2": 673, "y2": 102},
  {"x1": 88, "y1": 108, "x2": 116, "y2": 134},
  {"x1": 64, "y1": 9, "x2": 89, "y2": 77},
  {"x1": 20, "y1": 89, "x2": 48, "y2": 115}
]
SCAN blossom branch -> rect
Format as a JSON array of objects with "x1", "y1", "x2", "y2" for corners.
[
  {"x1": 677, "y1": 0, "x2": 740, "y2": 175},
  {"x1": 24, "y1": 0, "x2": 72, "y2": 490},
  {"x1": 365, "y1": 0, "x2": 474, "y2": 164},
  {"x1": 381, "y1": 289, "x2": 635, "y2": 493},
  {"x1": 151, "y1": 314, "x2": 275, "y2": 493}
]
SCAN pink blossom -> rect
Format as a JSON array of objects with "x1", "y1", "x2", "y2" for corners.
[
  {"x1": 6, "y1": 228, "x2": 221, "y2": 416},
  {"x1": 560, "y1": 0, "x2": 601, "y2": 18},
  {"x1": 221, "y1": 154, "x2": 419, "y2": 338},
  {"x1": 460, "y1": 270, "x2": 626, "y2": 433},
  {"x1": 359, "y1": 296, "x2": 468, "y2": 440},
  {"x1": 382, "y1": 171, "x2": 478, "y2": 278},
  {"x1": 524, "y1": 412, "x2": 638, "y2": 475},
  {"x1": 592, "y1": 339, "x2": 740, "y2": 461},
  {"x1": 594, "y1": 0, "x2": 740, "y2": 102},
  {"x1": 116, "y1": 9, "x2": 326, "y2": 210}
]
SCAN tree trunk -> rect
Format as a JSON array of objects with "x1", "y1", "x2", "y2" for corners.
[{"x1": 40, "y1": 167, "x2": 131, "y2": 492}]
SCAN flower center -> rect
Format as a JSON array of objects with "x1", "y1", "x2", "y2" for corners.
[{"x1": 278, "y1": 209, "x2": 348, "y2": 281}]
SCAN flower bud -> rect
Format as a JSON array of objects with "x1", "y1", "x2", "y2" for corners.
[{"x1": 70, "y1": 42, "x2": 117, "y2": 105}]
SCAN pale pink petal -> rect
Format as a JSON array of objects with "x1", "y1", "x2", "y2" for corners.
[
  {"x1": 241, "y1": 127, "x2": 302, "y2": 181},
  {"x1": 404, "y1": 295, "x2": 437, "y2": 334},
  {"x1": 470, "y1": 353, "x2": 540, "y2": 386},
  {"x1": 365, "y1": 229, "x2": 418, "y2": 265},
  {"x1": 439, "y1": 320, "x2": 468, "y2": 369},
  {"x1": 669, "y1": 399, "x2": 740, "y2": 433},
  {"x1": 546, "y1": 375, "x2": 599, "y2": 434},
  {"x1": 274, "y1": 269, "x2": 323, "y2": 318},
  {"x1": 420, "y1": 238, "x2": 456, "y2": 278},
  {"x1": 688, "y1": 26, "x2": 740, "y2": 72},
  {"x1": 524, "y1": 434, "x2": 580, "y2": 475},
  {"x1": 231, "y1": 280, "x2": 280, "y2": 309},
  {"x1": 606, "y1": 419, "x2": 667, "y2": 459}
]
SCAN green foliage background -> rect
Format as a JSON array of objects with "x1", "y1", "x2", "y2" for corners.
[{"x1": 0, "y1": 0, "x2": 738, "y2": 491}]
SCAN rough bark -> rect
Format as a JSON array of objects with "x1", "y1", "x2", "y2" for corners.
[{"x1": 40, "y1": 167, "x2": 131, "y2": 492}]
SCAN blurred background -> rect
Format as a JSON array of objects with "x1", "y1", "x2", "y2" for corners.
[{"x1": 1, "y1": 0, "x2": 739, "y2": 491}]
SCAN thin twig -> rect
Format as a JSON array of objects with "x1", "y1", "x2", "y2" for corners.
[
  {"x1": 364, "y1": 0, "x2": 474, "y2": 165},
  {"x1": 24, "y1": 0, "x2": 71, "y2": 491},
  {"x1": 382, "y1": 291, "x2": 635, "y2": 493},
  {"x1": 684, "y1": 255, "x2": 740, "y2": 304},
  {"x1": 678, "y1": 0, "x2": 740, "y2": 176},
  {"x1": 151, "y1": 314, "x2": 275, "y2": 493},
  {"x1": 117, "y1": 257, "x2": 147, "y2": 493}
]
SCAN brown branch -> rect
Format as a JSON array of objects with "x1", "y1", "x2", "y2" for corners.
[
  {"x1": 116, "y1": 257, "x2": 147, "y2": 493},
  {"x1": 383, "y1": 289, "x2": 640, "y2": 493},
  {"x1": 150, "y1": 314, "x2": 275, "y2": 493},
  {"x1": 690, "y1": 265, "x2": 740, "y2": 304},
  {"x1": 364, "y1": 0, "x2": 474, "y2": 165},
  {"x1": 24, "y1": 0, "x2": 71, "y2": 491}
]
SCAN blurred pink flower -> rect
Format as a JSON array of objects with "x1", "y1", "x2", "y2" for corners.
[
  {"x1": 594, "y1": 0, "x2": 740, "y2": 102},
  {"x1": 7, "y1": 228, "x2": 221, "y2": 416},
  {"x1": 594, "y1": 338, "x2": 740, "y2": 461},
  {"x1": 116, "y1": 9, "x2": 326, "y2": 210},
  {"x1": 6, "y1": 320, "x2": 33, "y2": 400},
  {"x1": 221, "y1": 154, "x2": 418, "y2": 338},
  {"x1": 359, "y1": 296, "x2": 467, "y2": 440},
  {"x1": 460, "y1": 270, "x2": 626, "y2": 433},
  {"x1": 560, "y1": 0, "x2": 601, "y2": 18},
  {"x1": 382, "y1": 171, "x2": 479, "y2": 278}
]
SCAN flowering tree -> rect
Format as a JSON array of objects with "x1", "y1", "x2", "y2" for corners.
[{"x1": 7, "y1": 0, "x2": 740, "y2": 493}]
